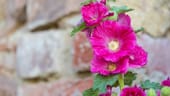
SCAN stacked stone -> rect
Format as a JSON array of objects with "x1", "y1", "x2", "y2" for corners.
[{"x1": 0, "y1": 0, "x2": 169, "y2": 96}]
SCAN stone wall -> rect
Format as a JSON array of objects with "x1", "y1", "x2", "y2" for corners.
[{"x1": 0, "y1": 0, "x2": 169, "y2": 96}]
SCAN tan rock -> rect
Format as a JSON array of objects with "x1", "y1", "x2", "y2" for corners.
[
  {"x1": 17, "y1": 78, "x2": 92, "y2": 96},
  {"x1": 27, "y1": 0, "x2": 81, "y2": 30},
  {"x1": 73, "y1": 32, "x2": 92, "y2": 72},
  {"x1": 0, "y1": 52, "x2": 16, "y2": 71},
  {"x1": 0, "y1": 76, "x2": 17, "y2": 96},
  {"x1": 6, "y1": 0, "x2": 26, "y2": 23},
  {"x1": 16, "y1": 29, "x2": 73, "y2": 79},
  {"x1": 112, "y1": 0, "x2": 170, "y2": 37},
  {"x1": 138, "y1": 34, "x2": 170, "y2": 75}
]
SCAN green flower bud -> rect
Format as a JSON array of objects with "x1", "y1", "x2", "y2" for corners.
[
  {"x1": 161, "y1": 87, "x2": 170, "y2": 96},
  {"x1": 147, "y1": 88, "x2": 156, "y2": 96},
  {"x1": 112, "y1": 92, "x2": 117, "y2": 96}
]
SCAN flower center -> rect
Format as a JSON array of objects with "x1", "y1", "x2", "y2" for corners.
[
  {"x1": 107, "y1": 64, "x2": 116, "y2": 71},
  {"x1": 108, "y1": 40, "x2": 119, "y2": 51}
]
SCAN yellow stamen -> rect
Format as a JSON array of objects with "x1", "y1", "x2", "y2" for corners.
[
  {"x1": 108, "y1": 64, "x2": 116, "y2": 71},
  {"x1": 108, "y1": 40, "x2": 119, "y2": 51}
]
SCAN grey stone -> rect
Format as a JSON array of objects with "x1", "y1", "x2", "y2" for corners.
[
  {"x1": 138, "y1": 34, "x2": 170, "y2": 75},
  {"x1": 16, "y1": 29, "x2": 73, "y2": 78}
]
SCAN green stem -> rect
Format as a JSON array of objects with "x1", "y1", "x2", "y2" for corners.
[{"x1": 118, "y1": 74, "x2": 124, "y2": 91}]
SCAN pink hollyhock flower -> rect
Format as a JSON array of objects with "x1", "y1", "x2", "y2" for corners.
[
  {"x1": 100, "y1": 0, "x2": 106, "y2": 5},
  {"x1": 91, "y1": 56, "x2": 129, "y2": 76},
  {"x1": 81, "y1": 2, "x2": 109, "y2": 26},
  {"x1": 157, "y1": 90, "x2": 161, "y2": 96},
  {"x1": 161, "y1": 77, "x2": 170, "y2": 87},
  {"x1": 90, "y1": 20, "x2": 136, "y2": 61},
  {"x1": 99, "y1": 85, "x2": 112, "y2": 96},
  {"x1": 120, "y1": 86, "x2": 146, "y2": 96},
  {"x1": 117, "y1": 13, "x2": 131, "y2": 26},
  {"x1": 128, "y1": 45, "x2": 148, "y2": 68}
]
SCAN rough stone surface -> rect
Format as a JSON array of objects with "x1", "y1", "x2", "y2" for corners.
[
  {"x1": 58, "y1": 14, "x2": 81, "y2": 28},
  {"x1": 0, "y1": 76, "x2": 17, "y2": 96},
  {"x1": 0, "y1": 52, "x2": 16, "y2": 71},
  {"x1": 17, "y1": 78, "x2": 93, "y2": 96},
  {"x1": 73, "y1": 32, "x2": 93, "y2": 71},
  {"x1": 6, "y1": 0, "x2": 26, "y2": 23},
  {"x1": 0, "y1": 0, "x2": 7, "y2": 35},
  {"x1": 0, "y1": 0, "x2": 26, "y2": 38},
  {"x1": 27, "y1": 0, "x2": 81, "y2": 30},
  {"x1": 114, "y1": 0, "x2": 170, "y2": 37},
  {"x1": 16, "y1": 29, "x2": 73, "y2": 78},
  {"x1": 138, "y1": 34, "x2": 170, "y2": 75},
  {"x1": 0, "y1": 0, "x2": 170, "y2": 96},
  {"x1": 0, "y1": 0, "x2": 6, "y2": 21}
]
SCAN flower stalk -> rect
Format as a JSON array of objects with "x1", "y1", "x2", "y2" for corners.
[{"x1": 118, "y1": 74, "x2": 124, "y2": 90}]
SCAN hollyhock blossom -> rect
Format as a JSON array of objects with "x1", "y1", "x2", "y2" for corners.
[
  {"x1": 90, "y1": 20, "x2": 136, "y2": 61},
  {"x1": 161, "y1": 77, "x2": 170, "y2": 87},
  {"x1": 99, "y1": 85, "x2": 112, "y2": 96},
  {"x1": 157, "y1": 90, "x2": 161, "y2": 96},
  {"x1": 81, "y1": 2, "x2": 109, "y2": 26},
  {"x1": 100, "y1": 0, "x2": 106, "y2": 5},
  {"x1": 117, "y1": 13, "x2": 131, "y2": 26},
  {"x1": 128, "y1": 45, "x2": 148, "y2": 68},
  {"x1": 91, "y1": 56, "x2": 129, "y2": 76},
  {"x1": 120, "y1": 86, "x2": 146, "y2": 96}
]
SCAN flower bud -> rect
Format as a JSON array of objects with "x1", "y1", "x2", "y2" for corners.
[
  {"x1": 161, "y1": 87, "x2": 170, "y2": 96},
  {"x1": 147, "y1": 89, "x2": 156, "y2": 96}
]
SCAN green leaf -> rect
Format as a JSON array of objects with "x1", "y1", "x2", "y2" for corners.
[
  {"x1": 111, "y1": 6, "x2": 134, "y2": 14},
  {"x1": 124, "y1": 71, "x2": 137, "y2": 85},
  {"x1": 108, "y1": 0, "x2": 116, "y2": 2},
  {"x1": 83, "y1": 88, "x2": 99, "y2": 96},
  {"x1": 107, "y1": 12, "x2": 118, "y2": 20},
  {"x1": 135, "y1": 27, "x2": 145, "y2": 33},
  {"x1": 112, "y1": 71, "x2": 137, "y2": 87},
  {"x1": 70, "y1": 22, "x2": 86, "y2": 36},
  {"x1": 81, "y1": 0, "x2": 96, "y2": 5},
  {"x1": 141, "y1": 80, "x2": 162, "y2": 90},
  {"x1": 93, "y1": 74, "x2": 118, "y2": 93}
]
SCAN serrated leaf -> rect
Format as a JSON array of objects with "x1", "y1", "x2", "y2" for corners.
[
  {"x1": 111, "y1": 6, "x2": 134, "y2": 14},
  {"x1": 141, "y1": 80, "x2": 162, "y2": 90},
  {"x1": 135, "y1": 27, "x2": 145, "y2": 33},
  {"x1": 70, "y1": 22, "x2": 86, "y2": 36},
  {"x1": 83, "y1": 88, "x2": 99, "y2": 96},
  {"x1": 124, "y1": 71, "x2": 137, "y2": 85},
  {"x1": 93, "y1": 74, "x2": 118, "y2": 93}
]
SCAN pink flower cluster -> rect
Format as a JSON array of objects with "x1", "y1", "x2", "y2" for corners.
[
  {"x1": 161, "y1": 77, "x2": 170, "y2": 87},
  {"x1": 81, "y1": 0, "x2": 148, "y2": 76},
  {"x1": 120, "y1": 86, "x2": 146, "y2": 96}
]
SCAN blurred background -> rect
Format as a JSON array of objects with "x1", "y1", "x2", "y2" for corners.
[{"x1": 0, "y1": 0, "x2": 169, "y2": 96}]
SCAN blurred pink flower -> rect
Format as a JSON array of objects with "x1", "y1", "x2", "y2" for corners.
[
  {"x1": 157, "y1": 90, "x2": 161, "y2": 96},
  {"x1": 128, "y1": 45, "x2": 148, "y2": 68},
  {"x1": 99, "y1": 85, "x2": 112, "y2": 96},
  {"x1": 100, "y1": 0, "x2": 106, "y2": 5},
  {"x1": 90, "y1": 20, "x2": 136, "y2": 61},
  {"x1": 117, "y1": 13, "x2": 131, "y2": 26},
  {"x1": 120, "y1": 86, "x2": 146, "y2": 96},
  {"x1": 161, "y1": 77, "x2": 170, "y2": 87},
  {"x1": 81, "y1": 2, "x2": 109, "y2": 26},
  {"x1": 90, "y1": 56, "x2": 129, "y2": 76}
]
